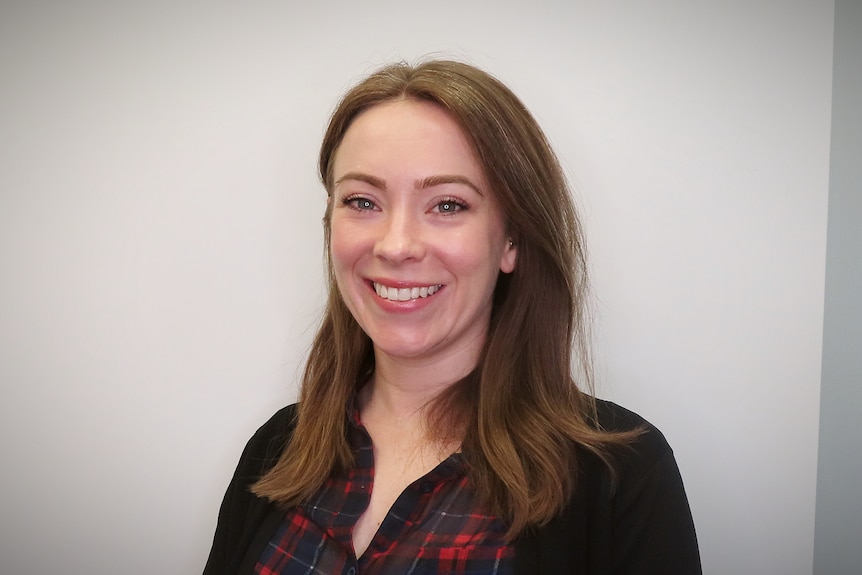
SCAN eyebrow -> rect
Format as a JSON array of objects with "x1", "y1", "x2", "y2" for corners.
[
  {"x1": 418, "y1": 175, "x2": 484, "y2": 196},
  {"x1": 335, "y1": 172, "x2": 484, "y2": 196},
  {"x1": 334, "y1": 172, "x2": 387, "y2": 190}
]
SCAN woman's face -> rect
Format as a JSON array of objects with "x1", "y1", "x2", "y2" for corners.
[{"x1": 329, "y1": 99, "x2": 517, "y2": 374}]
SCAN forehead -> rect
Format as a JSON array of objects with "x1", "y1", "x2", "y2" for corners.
[{"x1": 332, "y1": 99, "x2": 487, "y2": 185}]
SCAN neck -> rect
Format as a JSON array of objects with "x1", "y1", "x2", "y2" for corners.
[{"x1": 358, "y1": 347, "x2": 476, "y2": 442}]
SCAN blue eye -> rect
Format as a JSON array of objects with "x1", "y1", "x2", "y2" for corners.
[
  {"x1": 344, "y1": 196, "x2": 376, "y2": 211},
  {"x1": 436, "y1": 199, "x2": 466, "y2": 214}
]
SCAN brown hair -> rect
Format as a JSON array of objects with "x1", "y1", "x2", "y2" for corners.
[{"x1": 253, "y1": 59, "x2": 636, "y2": 537}]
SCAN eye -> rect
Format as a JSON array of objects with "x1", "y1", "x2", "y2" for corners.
[
  {"x1": 433, "y1": 198, "x2": 467, "y2": 214},
  {"x1": 343, "y1": 196, "x2": 377, "y2": 211}
]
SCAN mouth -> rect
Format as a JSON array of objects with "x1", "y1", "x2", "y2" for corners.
[{"x1": 373, "y1": 282, "x2": 442, "y2": 302}]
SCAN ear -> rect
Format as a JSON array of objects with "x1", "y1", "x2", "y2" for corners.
[{"x1": 499, "y1": 237, "x2": 518, "y2": 274}]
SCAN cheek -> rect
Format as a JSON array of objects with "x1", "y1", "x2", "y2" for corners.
[
  {"x1": 437, "y1": 223, "x2": 507, "y2": 270},
  {"x1": 330, "y1": 244, "x2": 361, "y2": 316},
  {"x1": 329, "y1": 216, "x2": 357, "y2": 258},
  {"x1": 329, "y1": 226, "x2": 356, "y2": 281},
  {"x1": 329, "y1": 222, "x2": 375, "y2": 299},
  {"x1": 437, "y1": 242, "x2": 503, "y2": 289}
]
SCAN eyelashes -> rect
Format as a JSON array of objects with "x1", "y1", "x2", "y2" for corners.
[
  {"x1": 342, "y1": 196, "x2": 377, "y2": 211},
  {"x1": 432, "y1": 198, "x2": 468, "y2": 214}
]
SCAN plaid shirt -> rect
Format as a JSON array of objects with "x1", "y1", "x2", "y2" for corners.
[{"x1": 254, "y1": 411, "x2": 514, "y2": 575}]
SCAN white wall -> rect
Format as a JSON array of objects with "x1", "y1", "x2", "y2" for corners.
[{"x1": 0, "y1": 1, "x2": 833, "y2": 573}]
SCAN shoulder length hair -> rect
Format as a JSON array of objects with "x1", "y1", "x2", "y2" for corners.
[{"x1": 253, "y1": 59, "x2": 635, "y2": 538}]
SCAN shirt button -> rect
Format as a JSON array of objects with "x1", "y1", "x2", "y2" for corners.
[
  {"x1": 421, "y1": 481, "x2": 434, "y2": 493},
  {"x1": 346, "y1": 568, "x2": 356, "y2": 575}
]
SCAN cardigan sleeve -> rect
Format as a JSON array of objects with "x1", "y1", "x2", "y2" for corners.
[
  {"x1": 608, "y1": 443, "x2": 701, "y2": 574},
  {"x1": 203, "y1": 405, "x2": 297, "y2": 575},
  {"x1": 592, "y1": 400, "x2": 701, "y2": 574}
]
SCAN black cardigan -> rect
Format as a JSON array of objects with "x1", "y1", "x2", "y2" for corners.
[{"x1": 203, "y1": 400, "x2": 701, "y2": 574}]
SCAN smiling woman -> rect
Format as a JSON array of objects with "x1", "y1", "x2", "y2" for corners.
[{"x1": 204, "y1": 60, "x2": 702, "y2": 574}]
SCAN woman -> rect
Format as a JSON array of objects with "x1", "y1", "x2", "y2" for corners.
[{"x1": 204, "y1": 59, "x2": 701, "y2": 574}]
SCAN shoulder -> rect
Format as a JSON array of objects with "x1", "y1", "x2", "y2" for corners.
[
  {"x1": 234, "y1": 404, "x2": 300, "y2": 481},
  {"x1": 591, "y1": 399, "x2": 701, "y2": 571},
  {"x1": 593, "y1": 398, "x2": 673, "y2": 473},
  {"x1": 583, "y1": 399, "x2": 691, "y2": 520},
  {"x1": 204, "y1": 404, "x2": 301, "y2": 574},
  {"x1": 514, "y1": 400, "x2": 701, "y2": 573},
  {"x1": 593, "y1": 397, "x2": 662, "y2": 439},
  {"x1": 251, "y1": 403, "x2": 299, "y2": 447}
]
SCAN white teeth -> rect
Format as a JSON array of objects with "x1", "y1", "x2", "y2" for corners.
[{"x1": 373, "y1": 282, "x2": 441, "y2": 302}]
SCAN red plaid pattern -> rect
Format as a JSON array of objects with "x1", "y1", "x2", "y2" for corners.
[{"x1": 254, "y1": 412, "x2": 513, "y2": 574}]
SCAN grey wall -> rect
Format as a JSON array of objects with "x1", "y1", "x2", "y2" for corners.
[{"x1": 813, "y1": 0, "x2": 862, "y2": 573}]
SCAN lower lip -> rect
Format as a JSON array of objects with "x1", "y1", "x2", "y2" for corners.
[{"x1": 368, "y1": 283, "x2": 441, "y2": 312}]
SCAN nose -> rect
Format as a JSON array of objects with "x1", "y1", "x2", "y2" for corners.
[{"x1": 373, "y1": 208, "x2": 425, "y2": 263}]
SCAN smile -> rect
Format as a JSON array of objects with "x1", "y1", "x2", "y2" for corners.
[{"x1": 373, "y1": 282, "x2": 442, "y2": 302}]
